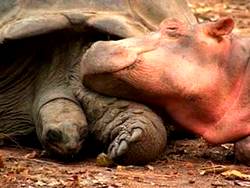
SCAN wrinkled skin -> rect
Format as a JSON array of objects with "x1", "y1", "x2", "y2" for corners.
[
  {"x1": 82, "y1": 18, "x2": 250, "y2": 165},
  {"x1": 0, "y1": 0, "x2": 198, "y2": 166},
  {"x1": 0, "y1": 31, "x2": 167, "y2": 165}
]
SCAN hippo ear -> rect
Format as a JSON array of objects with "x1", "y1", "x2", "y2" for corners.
[{"x1": 205, "y1": 17, "x2": 234, "y2": 37}]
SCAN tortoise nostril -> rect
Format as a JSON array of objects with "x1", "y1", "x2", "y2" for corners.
[
  {"x1": 46, "y1": 129, "x2": 63, "y2": 143},
  {"x1": 67, "y1": 147, "x2": 78, "y2": 155}
]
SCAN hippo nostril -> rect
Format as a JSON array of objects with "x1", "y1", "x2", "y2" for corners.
[{"x1": 46, "y1": 129, "x2": 63, "y2": 143}]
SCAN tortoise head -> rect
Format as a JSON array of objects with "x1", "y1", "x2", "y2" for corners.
[{"x1": 37, "y1": 99, "x2": 88, "y2": 159}]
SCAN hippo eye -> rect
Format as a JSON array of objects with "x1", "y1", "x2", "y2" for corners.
[
  {"x1": 161, "y1": 26, "x2": 185, "y2": 39},
  {"x1": 167, "y1": 26, "x2": 178, "y2": 30},
  {"x1": 160, "y1": 19, "x2": 186, "y2": 38},
  {"x1": 165, "y1": 29, "x2": 183, "y2": 38}
]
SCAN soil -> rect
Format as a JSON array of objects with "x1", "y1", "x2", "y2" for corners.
[
  {"x1": 0, "y1": 140, "x2": 247, "y2": 188},
  {"x1": 1, "y1": 1, "x2": 250, "y2": 187}
]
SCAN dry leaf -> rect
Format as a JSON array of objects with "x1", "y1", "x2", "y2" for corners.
[
  {"x1": 96, "y1": 153, "x2": 114, "y2": 167},
  {"x1": 0, "y1": 154, "x2": 4, "y2": 168},
  {"x1": 199, "y1": 165, "x2": 230, "y2": 175},
  {"x1": 24, "y1": 150, "x2": 39, "y2": 159},
  {"x1": 69, "y1": 175, "x2": 80, "y2": 188},
  {"x1": 235, "y1": 180, "x2": 250, "y2": 187},
  {"x1": 116, "y1": 165, "x2": 126, "y2": 171},
  {"x1": 146, "y1": 165, "x2": 154, "y2": 171},
  {"x1": 222, "y1": 170, "x2": 250, "y2": 181},
  {"x1": 35, "y1": 180, "x2": 47, "y2": 187}
]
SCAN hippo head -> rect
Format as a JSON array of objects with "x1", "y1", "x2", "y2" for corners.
[{"x1": 82, "y1": 17, "x2": 250, "y2": 145}]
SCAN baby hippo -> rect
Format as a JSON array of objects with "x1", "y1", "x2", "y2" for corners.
[{"x1": 82, "y1": 17, "x2": 250, "y2": 165}]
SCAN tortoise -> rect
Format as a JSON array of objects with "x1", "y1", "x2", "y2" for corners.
[{"x1": 0, "y1": 0, "x2": 196, "y2": 164}]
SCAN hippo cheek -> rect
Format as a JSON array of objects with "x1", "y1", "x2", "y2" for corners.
[
  {"x1": 111, "y1": 50, "x2": 206, "y2": 101},
  {"x1": 110, "y1": 60, "x2": 173, "y2": 102},
  {"x1": 82, "y1": 50, "x2": 169, "y2": 101},
  {"x1": 83, "y1": 72, "x2": 141, "y2": 100},
  {"x1": 93, "y1": 54, "x2": 189, "y2": 103}
]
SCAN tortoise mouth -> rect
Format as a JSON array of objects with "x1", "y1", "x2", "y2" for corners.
[
  {"x1": 44, "y1": 141, "x2": 82, "y2": 159},
  {"x1": 42, "y1": 129, "x2": 83, "y2": 158}
]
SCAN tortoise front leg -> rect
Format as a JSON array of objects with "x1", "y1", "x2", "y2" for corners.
[
  {"x1": 35, "y1": 98, "x2": 88, "y2": 157},
  {"x1": 77, "y1": 88, "x2": 167, "y2": 165},
  {"x1": 32, "y1": 62, "x2": 89, "y2": 158},
  {"x1": 105, "y1": 102, "x2": 167, "y2": 165}
]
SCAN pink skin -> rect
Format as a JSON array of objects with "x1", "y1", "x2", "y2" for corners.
[{"x1": 82, "y1": 18, "x2": 250, "y2": 145}]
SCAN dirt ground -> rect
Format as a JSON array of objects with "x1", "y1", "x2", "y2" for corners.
[
  {"x1": 1, "y1": 139, "x2": 248, "y2": 188},
  {"x1": 1, "y1": 0, "x2": 250, "y2": 187}
]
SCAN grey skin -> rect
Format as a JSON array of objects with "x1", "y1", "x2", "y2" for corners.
[{"x1": 0, "y1": 0, "x2": 196, "y2": 164}]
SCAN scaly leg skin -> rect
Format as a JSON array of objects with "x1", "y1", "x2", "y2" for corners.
[
  {"x1": 77, "y1": 88, "x2": 167, "y2": 165},
  {"x1": 106, "y1": 104, "x2": 167, "y2": 165},
  {"x1": 35, "y1": 98, "x2": 88, "y2": 158},
  {"x1": 235, "y1": 136, "x2": 250, "y2": 166},
  {"x1": 29, "y1": 35, "x2": 90, "y2": 159}
]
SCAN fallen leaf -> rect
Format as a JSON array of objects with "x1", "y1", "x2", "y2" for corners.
[
  {"x1": 146, "y1": 165, "x2": 154, "y2": 171},
  {"x1": 35, "y1": 180, "x2": 47, "y2": 187},
  {"x1": 47, "y1": 179, "x2": 61, "y2": 187},
  {"x1": 211, "y1": 180, "x2": 228, "y2": 187},
  {"x1": 96, "y1": 153, "x2": 114, "y2": 167},
  {"x1": 235, "y1": 180, "x2": 250, "y2": 187},
  {"x1": 116, "y1": 165, "x2": 126, "y2": 171},
  {"x1": 189, "y1": 179, "x2": 196, "y2": 184},
  {"x1": 222, "y1": 170, "x2": 250, "y2": 181},
  {"x1": 0, "y1": 154, "x2": 4, "y2": 168},
  {"x1": 24, "y1": 150, "x2": 39, "y2": 159},
  {"x1": 200, "y1": 165, "x2": 230, "y2": 175},
  {"x1": 69, "y1": 175, "x2": 80, "y2": 188},
  {"x1": 221, "y1": 143, "x2": 234, "y2": 150}
]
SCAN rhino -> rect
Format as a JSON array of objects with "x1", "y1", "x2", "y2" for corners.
[{"x1": 0, "y1": 0, "x2": 197, "y2": 165}]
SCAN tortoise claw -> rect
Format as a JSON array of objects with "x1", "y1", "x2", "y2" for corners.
[
  {"x1": 130, "y1": 128, "x2": 143, "y2": 142},
  {"x1": 108, "y1": 128, "x2": 143, "y2": 159}
]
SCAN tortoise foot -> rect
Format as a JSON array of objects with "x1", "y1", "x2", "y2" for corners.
[
  {"x1": 105, "y1": 104, "x2": 167, "y2": 165},
  {"x1": 108, "y1": 127, "x2": 143, "y2": 160},
  {"x1": 78, "y1": 89, "x2": 167, "y2": 165},
  {"x1": 235, "y1": 136, "x2": 250, "y2": 166},
  {"x1": 37, "y1": 99, "x2": 88, "y2": 158}
]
